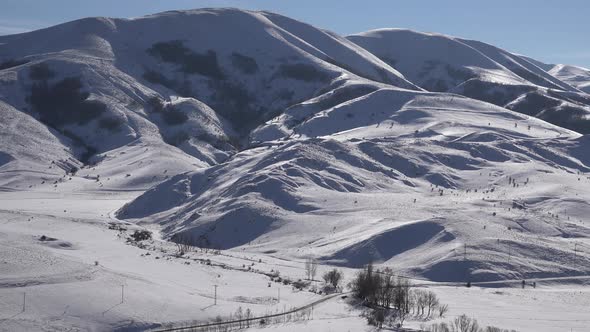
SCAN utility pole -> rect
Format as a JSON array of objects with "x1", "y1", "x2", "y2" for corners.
[
  {"x1": 22, "y1": 292, "x2": 26, "y2": 312},
  {"x1": 463, "y1": 243, "x2": 467, "y2": 261},
  {"x1": 574, "y1": 243, "x2": 578, "y2": 270},
  {"x1": 278, "y1": 288, "x2": 280, "y2": 303},
  {"x1": 214, "y1": 285, "x2": 218, "y2": 305},
  {"x1": 121, "y1": 285, "x2": 125, "y2": 304}
]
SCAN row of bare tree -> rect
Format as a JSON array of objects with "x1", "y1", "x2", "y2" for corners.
[{"x1": 351, "y1": 263, "x2": 448, "y2": 328}]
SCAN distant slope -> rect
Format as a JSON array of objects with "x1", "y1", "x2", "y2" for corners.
[
  {"x1": 120, "y1": 88, "x2": 590, "y2": 282},
  {"x1": 2, "y1": 8, "x2": 590, "y2": 284},
  {"x1": 0, "y1": 100, "x2": 80, "y2": 188},
  {"x1": 0, "y1": 8, "x2": 418, "y2": 186},
  {"x1": 347, "y1": 29, "x2": 590, "y2": 134},
  {"x1": 549, "y1": 64, "x2": 590, "y2": 93}
]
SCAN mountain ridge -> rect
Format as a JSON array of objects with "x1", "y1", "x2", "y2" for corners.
[{"x1": 1, "y1": 8, "x2": 590, "y2": 283}]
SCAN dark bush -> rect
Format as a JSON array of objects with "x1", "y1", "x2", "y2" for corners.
[
  {"x1": 276, "y1": 63, "x2": 330, "y2": 82},
  {"x1": 323, "y1": 268, "x2": 343, "y2": 289},
  {"x1": 143, "y1": 69, "x2": 176, "y2": 89},
  {"x1": 147, "y1": 40, "x2": 187, "y2": 63},
  {"x1": 147, "y1": 40, "x2": 224, "y2": 79},
  {"x1": 210, "y1": 80, "x2": 252, "y2": 110},
  {"x1": 161, "y1": 107, "x2": 188, "y2": 125},
  {"x1": 29, "y1": 63, "x2": 55, "y2": 80},
  {"x1": 99, "y1": 117, "x2": 122, "y2": 131},
  {"x1": 418, "y1": 60, "x2": 441, "y2": 79},
  {"x1": 147, "y1": 96, "x2": 165, "y2": 113},
  {"x1": 423, "y1": 79, "x2": 449, "y2": 92},
  {"x1": 231, "y1": 52, "x2": 259, "y2": 74},
  {"x1": 351, "y1": 262, "x2": 379, "y2": 302},
  {"x1": 183, "y1": 50, "x2": 223, "y2": 78},
  {"x1": 0, "y1": 58, "x2": 29, "y2": 70},
  {"x1": 292, "y1": 279, "x2": 310, "y2": 290},
  {"x1": 164, "y1": 131, "x2": 190, "y2": 146},
  {"x1": 209, "y1": 80, "x2": 260, "y2": 130},
  {"x1": 130, "y1": 230, "x2": 152, "y2": 241},
  {"x1": 28, "y1": 76, "x2": 106, "y2": 126},
  {"x1": 59, "y1": 128, "x2": 97, "y2": 164}
]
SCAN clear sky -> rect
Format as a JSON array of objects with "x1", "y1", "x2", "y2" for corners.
[{"x1": 1, "y1": 0, "x2": 589, "y2": 68}]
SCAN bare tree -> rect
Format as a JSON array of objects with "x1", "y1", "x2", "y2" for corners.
[
  {"x1": 397, "y1": 307, "x2": 409, "y2": 327},
  {"x1": 438, "y1": 304, "x2": 449, "y2": 318},
  {"x1": 305, "y1": 257, "x2": 318, "y2": 280},
  {"x1": 373, "y1": 309, "x2": 385, "y2": 328},
  {"x1": 452, "y1": 314, "x2": 480, "y2": 332},
  {"x1": 414, "y1": 290, "x2": 427, "y2": 316},
  {"x1": 245, "y1": 308, "x2": 252, "y2": 328},
  {"x1": 425, "y1": 291, "x2": 440, "y2": 317},
  {"x1": 174, "y1": 233, "x2": 194, "y2": 256},
  {"x1": 322, "y1": 268, "x2": 343, "y2": 290},
  {"x1": 428, "y1": 322, "x2": 451, "y2": 332}
]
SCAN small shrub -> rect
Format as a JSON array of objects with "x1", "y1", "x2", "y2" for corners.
[
  {"x1": 275, "y1": 63, "x2": 330, "y2": 82},
  {"x1": 147, "y1": 40, "x2": 224, "y2": 79},
  {"x1": 99, "y1": 117, "x2": 122, "y2": 131},
  {"x1": 28, "y1": 76, "x2": 106, "y2": 126},
  {"x1": 231, "y1": 52, "x2": 259, "y2": 74},
  {"x1": 130, "y1": 230, "x2": 152, "y2": 241},
  {"x1": 322, "y1": 268, "x2": 343, "y2": 289},
  {"x1": 143, "y1": 69, "x2": 176, "y2": 89},
  {"x1": 147, "y1": 96, "x2": 165, "y2": 113},
  {"x1": 164, "y1": 131, "x2": 190, "y2": 146},
  {"x1": 292, "y1": 279, "x2": 310, "y2": 290},
  {"x1": 161, "y1": 107, "x2": 188, "y2": 125},
  {"x1": 29, "y1": 62, "x2": 55, "y2": 80}
]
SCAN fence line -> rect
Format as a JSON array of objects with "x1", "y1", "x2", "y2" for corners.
[{"x1": 152, "y1": 292, "x2": 345, "y2": 332}]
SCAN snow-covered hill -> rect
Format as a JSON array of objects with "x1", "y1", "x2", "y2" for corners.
[
  {"x1": 121, "y1": 88, "x2": 590, "y2": 282},
  {"x1": 347, "y1": 29, "x2": 590, "y2": 134},
  {"x1": 1, "y1": 8, "x2": 590, "y2": 331},
  {"x1": 549, "y1": 64, "x2": 590, "y2": 94},
  {"x1": 0, "y1": 8, "x2": 423, "y2": 189}
]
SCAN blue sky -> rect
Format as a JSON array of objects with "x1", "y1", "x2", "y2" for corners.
[{"x1": 1, "y1": 0, "x2": 589, "y2": 68}]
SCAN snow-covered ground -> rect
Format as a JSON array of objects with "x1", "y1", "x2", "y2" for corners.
[
  {"x1": 2, "y1": 7, "x2": 590, "y2": 332},
  {"x1": 1, "y1": 189, "x2": 589, "y2": 331}
]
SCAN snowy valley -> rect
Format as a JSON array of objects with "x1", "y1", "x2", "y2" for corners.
[{"x1": 1, "y1": 8, "x2": 590, "y2": 332}]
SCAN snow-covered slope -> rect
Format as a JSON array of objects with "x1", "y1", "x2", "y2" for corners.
[
  {"x1": 0, "y1": 8, "x2": 421, "y2": 189},
  {"x1": 121, "y1": 88, "x2": 590, "y2": 282},
  {"x1": 2, "y1": 8, "x2": 590, "y2": 331},
  {"x1": 347, "y1": 29, "x2": 590, "y2": 134},
  {"x1": 549, "y1": 64, "x2": 590, "y2": 93}
]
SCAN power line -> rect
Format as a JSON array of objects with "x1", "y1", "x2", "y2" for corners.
[{"x1": 214, "y1": 285, "x2": 218, "y2": 305}]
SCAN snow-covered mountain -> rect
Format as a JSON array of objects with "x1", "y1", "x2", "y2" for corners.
[
  {"x1": 347, "y1": 29, "x2": 590, "y2": 134},
  {"x1": 0, "y1": 8, "x2": 423, "y2": 189},
  {"x1": 549, "y1": 64, "x2": 590, "y2": 94},
  {"x1": 2, "y1": 8, "x2": 590, "y2": 286}
]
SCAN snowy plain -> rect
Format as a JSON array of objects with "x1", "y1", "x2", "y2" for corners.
[{"x1": 0, "y1": 7, "x2": 590, "y2": 332}]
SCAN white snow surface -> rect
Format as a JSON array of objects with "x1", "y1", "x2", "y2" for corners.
[
  {"x1": 549, "y1": 64, "x2": 590, "y2": 94},
  {"x1": 347, "y1": 29, "x2": 590, "y2": 135},
  {"x1": 1, "y1": 8, "x2": 590, "y2": 332}
]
